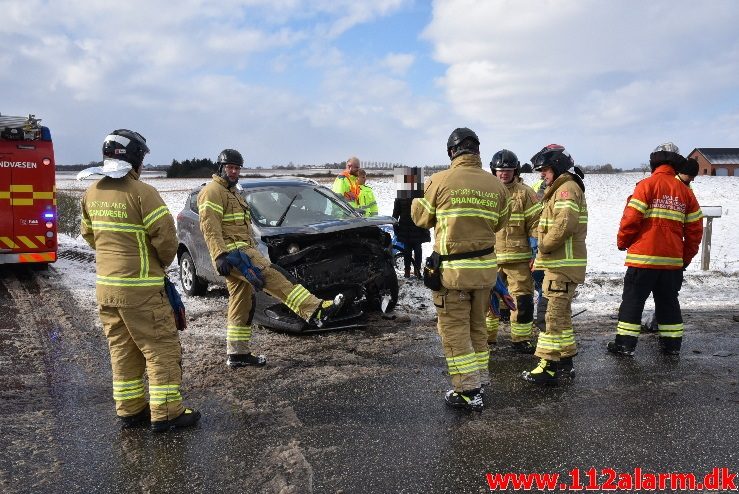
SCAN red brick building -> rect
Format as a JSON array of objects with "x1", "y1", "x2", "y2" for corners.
[{"x1": 688, "y1": 148, "x2": 739, "y2": 176}]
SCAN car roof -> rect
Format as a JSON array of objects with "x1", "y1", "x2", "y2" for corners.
[
  {"x1": 187, "y1": 177, "x2": 322, "y2": 195},
  {"x1": 238, "y1": 177, "x2": 320, "y2": 189}
]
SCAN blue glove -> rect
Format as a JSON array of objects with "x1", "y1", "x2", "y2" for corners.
[
  {"x1": 490, "y1": 275, "x2": 516, "y2": 316},
  {"x1": 164, "y1": 276, "x2": 187, "y2": 331},
  {"x1": 528, "y1": 237, "x2": 538, "y2": 257},
  {"x1": 226, "y1": 250, "x2": 266, "y2": 291}
]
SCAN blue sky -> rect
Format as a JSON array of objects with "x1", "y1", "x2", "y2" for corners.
[{"x1": 2, "y1": 0, "x2": 738, "y2": 169}]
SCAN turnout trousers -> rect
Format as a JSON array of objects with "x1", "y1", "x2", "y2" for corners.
[
  {"x1": 502, "y1": 262, "x2": 535, "y2": 343},
  {"x1": 486, "y1": 262, "x2": 535, "y2": 343},
  {"x1": 533, "y1": 272, "x2": 578, "y2": 361},
  {"x1": 225, "y1": 246, "x2": 322, "y2": 354},
  {"x1": 434, "y1": 287, "x2": 491, "y2": 392},
  {"x1": 614, "y1": 267, "x2": 684, "y2": 352},
  {"x1": 99, "y1": 291, "x2": 184, "y2": 422}
]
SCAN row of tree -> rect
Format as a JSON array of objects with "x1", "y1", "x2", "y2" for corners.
[{"x1": 58, "y1": 159, "x2": 639, "y2": 177}]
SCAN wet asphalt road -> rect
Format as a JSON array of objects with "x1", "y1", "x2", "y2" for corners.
[{"x1": 0, "y1": 264, "x2": 737, "y2": 493}]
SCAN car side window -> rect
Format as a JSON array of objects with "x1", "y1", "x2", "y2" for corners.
[{"x1": 189, "y1": 192, "x2": 198, "y2": 214}]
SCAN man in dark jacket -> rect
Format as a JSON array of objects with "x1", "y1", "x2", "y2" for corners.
[{"x1": 392, "y1": 166, "x2": 430, "y2": 278}]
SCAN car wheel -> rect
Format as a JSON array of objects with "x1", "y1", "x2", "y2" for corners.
[
  {"x1": 378, "y1": 259, "x2": 399, "y2": 312},
  {"x1": 179, "y1": 251, "x2": 207, "y2": 296}
]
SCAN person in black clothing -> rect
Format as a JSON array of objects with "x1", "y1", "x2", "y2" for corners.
[{"x1": 392, "y1": 167, "x2": 431, "y2": 278}]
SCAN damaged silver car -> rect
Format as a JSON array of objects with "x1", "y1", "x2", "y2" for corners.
[{"x1": 176, "y1": 177, "x2": 398, "y2": 332}]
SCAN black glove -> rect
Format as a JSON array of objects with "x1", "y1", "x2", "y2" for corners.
[{"x1": 216, "y1": 254, "x2": 232, "y2": 276}]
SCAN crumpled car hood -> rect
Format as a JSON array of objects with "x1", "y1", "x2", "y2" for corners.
[{"x1": 254, "y1": 215, "x2": 395, "y2": 236}]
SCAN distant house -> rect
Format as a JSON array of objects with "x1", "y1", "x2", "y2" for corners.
[{"x1": 687, "y1": 148, "x2": 739, "y2": 176}]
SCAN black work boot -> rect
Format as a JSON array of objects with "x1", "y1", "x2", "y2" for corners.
[
  {"x1": 510, "y1": 340, "x2": 535, "y2": 354},
  {"x1": 119, "y1": 406, "x2": 150, "y2": 430},
  {"x1": 659, "y1": 337, "x2": 682, "y2": 356},
  {"x1": 444, "y1": 388, "x2": 484, "y2": 412},
  {"x1": 227, "y1": 353, "x2": 267, "y2": 368},
  {"x1": 607, "y1": 335, "x2": 637, "y2": 357},
  {"x1": 151, "y1": 408, "x2": 201, "y2": 433},
  {"x1": 311, "y1": 293, "x2": 345, "y2": 328},
  {"x1": 559, "y1": 356, "x2": 575, "y2": 380},
  {"x1": 521, "y1": 358, "x2": 559, "y2": 386}
]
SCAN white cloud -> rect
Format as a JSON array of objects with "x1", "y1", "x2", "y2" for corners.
[
  {"x1": 423, "y1": 0, "x2": 739, "y2": 167},
  {"x1": 382, "y1": 53, "x2": 415, "y2": 76}
]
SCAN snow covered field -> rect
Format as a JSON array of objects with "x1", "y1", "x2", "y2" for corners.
[{"x1": 56, "y1": 171, "x2": 739, "y2": 323}]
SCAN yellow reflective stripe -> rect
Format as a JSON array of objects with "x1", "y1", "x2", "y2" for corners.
[
  {"x1": 96, "y1": 275, "x2": 164, "y2": 286},
  {"x1": 199, "y1": 201, "x2": 224, "y2": 216},
  {"x1": 643, "y1": 208, "x2": 685, "y2": 222},
  {"x1": 90, "y1": 221, "x2": 145, "y2": 232},
  {"x1": 536, "y1": 332, "x2": 560, "y2": 351},
  {"x1": 496, "y1": 251, "x2": 533, "y2": 263},
  {"x1": 285, "y1": 285, "x2": 310, "y2": 313},
  {"x1": 439, "y1": 217, "x2": 449, "y2": 255},
  {"x1": 624, "y1": 253, "x2": 682, "y2": 267},
  {"x1": 565, "y1": 237, "x2": 573, "y2": 259},
  {"x1": 227, "y1": 325, "x2": 252, "y2": 341},
  {"x1": 534, "y1": 258, "x2": 586, "y2": 268},
  {"x1": 579, "y1": 214, "x2": 588, "y2": 224},
  {"x1": 485, "y1": 316, "x2": 499, "y2": 332},
  {"x1": 509, "y1": 213, "x2": 525, "y2": 221},
  {"x1": 0, "y1": 191, "x2": 9, "y2": 200},
  {"x1": 446, "y1": 352, "x2": 478, "y2": 375},
  {"x1": 112, "y1": 378, "x2": 145, "y2": 401},
  {"x1": 501, "y1": 198, "x2": 511, "y2": 218},
  {"x1": 510, "y1": 322, "x2": 533, "y2": 337},
  {"x1": 474, "y1": 351, "x2": 489, "y2": 371},
  {"x1": 442, "y1": 258, "x2": 498, "y2": 269},
  {"x1": 417, "y1": 198, "x2": 435, "y2": 214},
  {"x1": 223, "y1": 212, "x2": 247, "y2": 222},
  {"x1": 143, "y1": 205, "x2": 169, "y2": 229},
  {"x1": 0, "y1": 237, "x2": 19, "y2": 248},
  {"x1": 539, "y1": 218, "x2": 555, "y2": 227},
  {"x1": 11, "y1": 198, "x2": 33, "y2": 206},
  {"x1": 17, "y1": 236, "x2": 37, "y2": 248},
  {"x1": 616, "y1": 321, "x2": 641, "y2": 336},
  {"x1": 685, "y1": 209, "x2": 703, "y2": 223},
  {"x1": 628, "y1": 198, "x2": 647, "y2": 213},
  {"x1": 136, "y1": 231, "x2": 149, "y2": 278},
  {"x1": 225, "y1": 241, "x2": 250, "y2": 250},
  {"x1": 560, "y1": 329, "x2": 575, "y2": 346},
  {"x1": 657, "y1": 323, "x2": 684, "y2": 337},
  {"x1": 33, "y1": 191, "x2": 54, "y2": 200},
  {"x1": 554, "y1": 200, "x2": 580, "y2": 212},
  {"x1": 437, "y1": 207, "x2": 500, "y2": 221},
  {"x1": 82, "y1": 218, "x2": 92, "y2": 227},
  {"x1": 10, "y1": 185, "x2": 32, "y2": 192},
  {"x1": 149, "y1": 384, "x2": 182, "y2": 404},
  {"x1": 524, "y1": 203, "x2": 542, "y2": 217}
]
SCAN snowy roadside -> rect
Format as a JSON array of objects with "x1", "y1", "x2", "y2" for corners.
[{"x1": 56, "y1": 171, "x2": 738, "y2": 329}]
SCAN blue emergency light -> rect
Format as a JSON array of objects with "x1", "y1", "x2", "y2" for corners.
[{"x1": 43, "y1": 213, "x2": 54, "y2": 219}]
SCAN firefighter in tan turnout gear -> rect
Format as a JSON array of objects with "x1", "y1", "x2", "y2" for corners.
[
  {"x1": 79, "y1": 130, "x2": 200, "y2": 432},
  {"x1": 521, "y1": 145, "x2": 588, "y2": 386},
  {"x1": 485, "y1": 149, "x2": 541, "y2": 353},
  {"x1": 412, "y1": 128, "x2": 510, "y2": 412},
  {"x1": 198, "y1": 149, "x2": 345, "y2": 368}
]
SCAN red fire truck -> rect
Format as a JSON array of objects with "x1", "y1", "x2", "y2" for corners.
[{"x1": 0, "y1": 113, "x2": 57, "y2": 265}]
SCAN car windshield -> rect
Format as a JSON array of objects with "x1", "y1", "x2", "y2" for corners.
[{"x1": 244, "y1": 185, "x2": 356, "y2": 227}]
